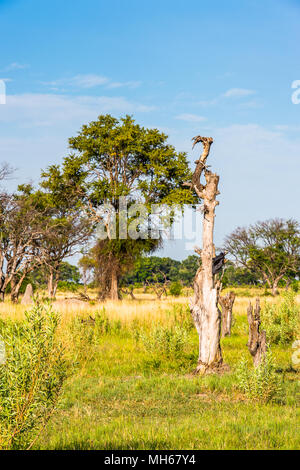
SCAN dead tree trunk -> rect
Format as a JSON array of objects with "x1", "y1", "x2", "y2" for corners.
[
  {"x1": 219, "y1": 292, "x2": 236, "y2": 337},
  {"x1": 188, "y1": 136, "x2": 225, "y2": 375},
  {"x1": 247, "y1": 298, "x2": 267, "y2": 367}
]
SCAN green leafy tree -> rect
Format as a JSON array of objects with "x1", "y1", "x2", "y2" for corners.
[
  {"x1": 169, "y1": 281, "x2": 183, "y2": 297},
  {"x1": 221, "y1": 261, "x2": 260, "y2": 287},
  {"x1": 177, "y1": 255, "x2": 200, "y2": 286},
  {"x1": 43, "y1": 115, "x2": 195, "y2": 299},
  {"x1": 225, "y1": 219, "x2": 300, "y2": 295},
  {"x1": 15, "y1": 185, "x2": 91, "y2": 299}
]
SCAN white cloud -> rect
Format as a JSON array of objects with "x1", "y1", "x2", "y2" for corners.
[
  {"x1": 107, "y1": 81, "x2": 142, "y2": 89},
  {"x1": 42, "y1": 74, "x2": 142, "y2": 90},
  {"x1": 223, "y1": 88, "x2": 256, "y2": 98},
  {"x1": 43, "y1": 74, "x2": 109, "y2": 89},
  {"x1": 197, "y1": 98, "x2": 218, "y2": 107},
  {"x1": 4, "y1": 62, "x2": 29, "y2": 72},
  {"x1": 70, "y1": 74, "x2": 109, "y2": 88},
  {"x1": 175, "y1": 113, "x2": 206, "y2": 123},
  {"x1": 0, "y1": 93, "x2": 156, "y2": 129}
]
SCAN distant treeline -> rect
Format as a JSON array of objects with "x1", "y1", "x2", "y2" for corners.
[{"x1": 121, "y1": 255, "x2": 262, "y2": 288}]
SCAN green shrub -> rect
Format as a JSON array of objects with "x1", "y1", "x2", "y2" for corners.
[
  {"x1": 169, "y1": 281, "x2": 183, "y2": 297},
  {"x1": 171, "y1": 304, "x2": 194, "y2": 331},
  {"x1": 139, "y1": 325, "x2": 188, "y2": 358},
  {"x1": 70, "y1": 308, "x2": 122, "y2": 348},
  {"x1": 94, "y1": 308, "x2": 122, "y2": 336},
  {"x1": 0, "y1": 301, "x2": 66, "y2": 450},
  {"x1": 236, "y1": 351, "x2": 282, "y2": 403},
  {"x1": 57, "y1": 281, "x2": 80, "y2": 292},
  {"x1": 291, "y1": 281, "x2": 299, "y2": 293},
  {"x1": 262, "y1": 292, "x2": 299, "y2": 345}
]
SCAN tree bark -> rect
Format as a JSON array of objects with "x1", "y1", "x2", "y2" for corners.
[
  {"x1": 10, "y1": 272, "x2": 28, "y2": 303},
  {"x1": 271, "y1": 277, "x2": 283, "y2": 296},
  {"x1": 110, "y1": 268, "x2": 119, "y2": 301},
  {"x1": 48, "y1": 270, "x2": 54, "y2": 298},
  {"x1": 247, "y1": 298, "x2": 267, "y2": 367},
  {"x1": 219, "y1": 291, "x2": 236, "y2": 337},
  {"x1": 285, "y1": 278, "x2": 292, "y2": 291},
  {"x1": 48, "y1": 268, "x2": 59, "y2": 299},
  {"x1": 189, "y1": 137, "x2": 225, "y2": 375}
]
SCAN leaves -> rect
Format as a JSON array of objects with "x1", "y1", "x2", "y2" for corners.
[
  {"x1": 0, "y1": 301, "x2": 67, "y2": 449},
  {"x1": 224, "y1": 219, "x2": 300, "y2": 290}
]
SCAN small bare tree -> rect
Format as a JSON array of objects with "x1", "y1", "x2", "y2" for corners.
[
  {"x1": 120, "y1": 285, "x2": 136, "y2": 300},
  {"x1": 0, "y1": 194, "x2": 43, "y2": 302},
  {"x1": 37, "y1": 216, "x2": 91, "y2": 299},
  {"x1": 146, "y1": 271, "x2": 169, "y2": 300},
  {"x1": 186, "y1": 136, "x2": 226, "y2": 374}
]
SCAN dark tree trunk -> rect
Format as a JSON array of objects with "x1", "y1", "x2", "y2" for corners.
[
  {"x1": 11, "y1": 272, "x2": 27, "y2": 303},
  {"x1": 110, "y1": 268, "x2": 119, "y2": 301},
  {"x1": 247, "y1": 298, "x2": 267, "y2": 367}
]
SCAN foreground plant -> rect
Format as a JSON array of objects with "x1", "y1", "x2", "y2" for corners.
[
  {"x1": 139, "y1": 325, "x2": 189, "y2": 358},
  {"x1": 0, "y1": 301, "x2": 66, "y2": 450},
  {"x1": 236, "y1": 351, "x2": 283, "y2": 403},
  {"x1": 262, "y1": 292, "x2": 300, "y2": 346}
]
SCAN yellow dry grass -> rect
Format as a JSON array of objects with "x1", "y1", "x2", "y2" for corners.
[{"x1": 0, "y1": 287, "x2": 298, "y2": 327}]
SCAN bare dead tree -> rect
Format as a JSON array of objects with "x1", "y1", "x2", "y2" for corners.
[
  {"x1": 36, "y1": 215, "x2": 91, "y2": 299},
  {"x1": 120, "y1": 285, "x2": 136, "y2": 300},
  {"x1": 219, "y1": 292, "x2": 236, "y2": 337},
  {"x1": 146, "y1": 271, "x2": 169, "y2": 301},
  {"x1": 0, "y1": 163, "x2": 14, "y2": 183},
  {"x1": 187, "y1": 136, "x2": 226, "y2": 374},
  {"x1": 0, "y1": 194, "x2": 44, "y2": 302},
  {"x1": 247, "y1": 298, "x2": 267, "y2": 367}
]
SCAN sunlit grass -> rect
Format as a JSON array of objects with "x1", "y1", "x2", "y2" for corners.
[{"x1": 0, "y1": 287, "x2": 299, "y2": 450}]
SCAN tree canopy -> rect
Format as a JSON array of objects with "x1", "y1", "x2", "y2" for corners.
[
  {"x1": 224, "y1": 218, "x2": 300, "y2": 295},
  {"x1": 42, "y1": 115, "x2": 195, "y2": 299}
]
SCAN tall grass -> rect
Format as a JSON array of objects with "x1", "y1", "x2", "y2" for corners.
[{"x1": 0, "y1": 288, "x2": 298, "y2": 450}]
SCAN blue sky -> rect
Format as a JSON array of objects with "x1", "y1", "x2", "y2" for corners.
[{"x1": 0, "y1": 0, "x2": 300, "y2": 259}]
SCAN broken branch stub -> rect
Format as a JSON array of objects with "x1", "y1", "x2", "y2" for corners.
[
  {"x1": 219, "y1": 291, "x2": 236, "y2": 337},
  {"x1": 247, "y1": 298, "x2": 267, "y2": 367}
]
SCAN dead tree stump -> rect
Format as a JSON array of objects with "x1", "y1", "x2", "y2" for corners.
[
  {"x1": 247, "y1": 298, "x2": 267, "y2": 367},
  {"x1": 187, "y1": 136, "x2": 226, "y2": 375},
  {"x1": 21, "y1": 284, "x2": 33, "y2": 305},
  {"x1": 219, "y1": 292, "x2": 236, "y2": 337}
]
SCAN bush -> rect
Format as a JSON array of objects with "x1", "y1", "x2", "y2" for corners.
[
  {"x1": 291, "y1": 281, "x2": 299, "y2": 293},
  {"x1": 70, "y1": 308, "x2": 122, "y2": 347},
  {"x1": 261, "y1": 292, "x2": 299, "y2": 345},
  {"x1": 0, "y1": 301, "x2": 66, "y2": 450},
  {"x1": 171, "y1": 304, "x2": 194, "y2": 331},
  {"x1": 236, "y1": 351, "x2": 282, "y2": 403},
  {"x1": 139, "y1": 325, "x2": 188, "y2": 358},
  {"x1": 169, "y1": 281, "x2": 183, "y2": 297},
  {"x1": 57, "y1": 281, "x2": 80, "y2": 292}
]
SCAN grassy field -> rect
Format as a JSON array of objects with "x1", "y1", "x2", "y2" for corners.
[{"x1": 0, "y1": 288, "x2": 299, "y2": 450}]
